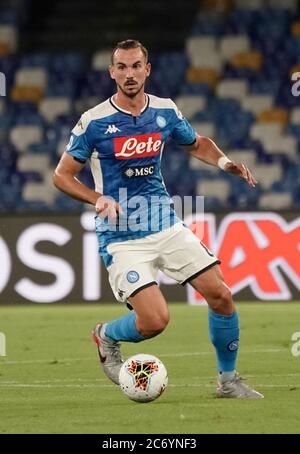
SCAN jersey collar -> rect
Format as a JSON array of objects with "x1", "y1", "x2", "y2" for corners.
[{"x1": 109, "y1": 94, "x2": 150, "y2": 116}]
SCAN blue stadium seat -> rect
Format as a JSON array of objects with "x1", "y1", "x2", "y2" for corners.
[
  {"x1": 20, "y1": 53, "x2": 50, "y2": 69},
  {"x1": 191, "y1": 12, "x2": 226, "y2": 37},
  {"x1": 51, "y1": 53, "x2": 88, "y2": 76},
  {"x1": 228, "y1": 178, "x2": 261, "y2": 209},
  {"x1": 1, "y1": 3, "x2": 300, "y2": 212}
]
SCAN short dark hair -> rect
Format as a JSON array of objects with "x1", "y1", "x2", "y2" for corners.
[{"x1": 111, "y1": 39, "x2": 148, "y2": 64}]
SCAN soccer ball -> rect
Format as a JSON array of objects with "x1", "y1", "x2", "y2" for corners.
[{"x1": 119, "y1": 353, "x2": 168, "y2": 403}]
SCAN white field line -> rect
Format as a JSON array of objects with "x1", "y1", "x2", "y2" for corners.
[
  {"x1": 1, "y1": 372, "x2": 300, "y2": 385},
  {"x1": 0, "y1": 382, "x2": 298, "y2": 389},
  {"x1": 0, "y1": 348, "x2": 287, "y2": 366}
]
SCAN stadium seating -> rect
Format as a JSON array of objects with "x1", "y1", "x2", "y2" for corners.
[{"x1": 1, "y1": 0, "x2": 300, "y2": 212}]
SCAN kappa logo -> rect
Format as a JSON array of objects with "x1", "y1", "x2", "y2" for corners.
[
  {"x1": 105, "y1": 124, "x2": 121, "y2": 134},
  {"x1": 114, "y1": 133, "x2": 163, "y2": 159},
  {"x1": 118, "y1": 289, "x2": 125, "y2": 299}
]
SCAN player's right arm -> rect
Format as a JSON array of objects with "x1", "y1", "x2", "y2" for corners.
[
  {"x1": 53, "y1": 111, "x2": 122, "y2": 220},
  {"x1": 53, "y1": 153, "x2": 122, "y2": 221},
  {"x1": 53, "y1": 152, "x2": 99, "y2": 205}
]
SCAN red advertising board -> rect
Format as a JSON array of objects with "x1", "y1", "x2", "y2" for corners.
[
  {"x1": 183, "y1": 212, "x2": 300, "y2": 304},
  {"x1": 0, "y1": 211, "x2": 299, "y2": 304}
]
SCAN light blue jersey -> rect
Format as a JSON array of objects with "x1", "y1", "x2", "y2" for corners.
[{"x1": 66, "y1": 94, "x2": 196, "y2": 264}]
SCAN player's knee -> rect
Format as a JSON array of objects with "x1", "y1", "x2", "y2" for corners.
[
  {"x1": 138, "y1": 313, "x2": 169, "y2": 338},
  {"x1": 208, "y1": 285, "x2": 234, "y2": 315}
]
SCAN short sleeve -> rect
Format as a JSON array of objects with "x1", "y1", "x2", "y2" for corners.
[
  {"x1": 66, "y1": 111, "x2": 93, "y2": 162},
  {"x1": 170, "y1": 101, "x2": 196, "y2": 146}
]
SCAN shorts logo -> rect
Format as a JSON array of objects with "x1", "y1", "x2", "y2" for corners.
[
  {"x1": 156, "y1": 115, "x2": 167, "y2": 128},
  {"x1": 118, "y1": 289, "x2": 125, "y2": 299},
  {"x1": 114, "y1": 133, "x2": 162, "y2": 159},
  {"x1": 227, "y1": 340, "x2": 239, "y2": 351},
  {"x1": 123, "y1": 165, "x2": 155, "y2": 178},
  {"x1": 127, "y1": 271, "x2": 140, "y2": 283}
]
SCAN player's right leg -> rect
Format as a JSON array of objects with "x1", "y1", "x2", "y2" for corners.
[
  {"x1": 93, "y1": 284, "x2": 169, "y2": 385},
  {"x1": 127, "y1": 284, "x2": 170, "y2": 339},
  {"x1": 92, "y1": 237, "x2": 167, "y2": 385}
]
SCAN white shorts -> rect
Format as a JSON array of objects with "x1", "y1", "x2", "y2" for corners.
[{"x1": 106, "y1": 223, "x2": 220, "y2": 303}]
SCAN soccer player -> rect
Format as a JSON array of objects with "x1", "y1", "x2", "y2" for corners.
[{"x1": 53, "y1": 39, "x2": 263, "y2": 398}]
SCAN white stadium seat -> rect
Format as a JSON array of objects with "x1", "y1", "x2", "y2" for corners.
[
  {"x1": 290, "y1": 107, "x2": 300, "y2": 124},
  {"x1": 250, "y1": 123, "x2": 283, "y2": 144},
  {"x1": 241, "y1": 94, "x2": 274, "y2": 115},
  {"x1": 190, "y1": 51, "x2": 223, "y2": 71},
  {"x1": 175, "y1": 95, "x2": 206, "y2": 120},
  {"x1": 263, "y1": 135, "x2": 298, "y2": 162},
  {"x1": 17, "y1": 154, "x2": 51, "y2": 174},
  {"x1": 190, "y1": 121, "x2": 216, "y2": 138},
  {"x1": 216, "y1": 79, "x2": 248, "y2": 100},
  {"x1": 228, "y1": 149, "x2": 257, "y2": 168},
  {"x1": 0, "y1": 24, "x2": 18, "y2": 52},
  {"x1": 220, "y1": 35, "x2": 250, "y2": 60},
  {"x1": 258, "y1": 192, "x2": 293, "y2": 210},
  {"x1": 10, "y1": 125, "x2": 43, "y2": 152},
  {"x1": 23, "y1": 182, "x2": 57, "y2": 204},
  {"x1": 186, "y1": 36, "x2": 223, "y2": 71},
  {"x1": 92, "y1": 50, "x2": 112, "y2": 70},
  {"x1": 39, "y1": 97, "x2": 71, "y2": 122},
  {"x1": 268, "y1": 0, "x2": 298, "y2": 12},
  {"x1": 197, "y1": 179, "x2": 231, "y2": 202},
  {"x1": 186, "y1": 36, "x2": 217, "y2": 58},
  {"x1": 15, "y1": 68, "x2": 48, "y2": 89},
  {"x1": 235, "y1": 0, "x2": 264, "y2": 9},
  {"x1": 252, "y1": 163, "x2": 283, "y2": 190}
]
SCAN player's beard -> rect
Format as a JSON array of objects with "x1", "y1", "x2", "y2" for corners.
[{"x1": 118, "y1": 81, "x2": 145, "y2": 99}]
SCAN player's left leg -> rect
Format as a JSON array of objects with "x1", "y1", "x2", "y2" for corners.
[{"x1": 189, "y1": 265, "x2": 263, "y2": 399}]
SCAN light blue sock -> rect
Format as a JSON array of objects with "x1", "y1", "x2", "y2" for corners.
[
  {"x1": 105, "y1": 312, "x2": 145, "y2": 343},
  {"x1": 208, "y1": 309, "x2": 239, "y2": 373}
]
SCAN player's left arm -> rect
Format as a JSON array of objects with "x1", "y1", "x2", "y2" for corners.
[{"x1": 183, "y1": 134, "x2": 257, "y2": 187}]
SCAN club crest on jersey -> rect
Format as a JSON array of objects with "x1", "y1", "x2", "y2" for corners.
[
  {"x1": 156, "y1": 115, "x2": 167, "y2": 128},
  {"x1": 114, "y1": 133, "x2": 162, "y2": 159}
]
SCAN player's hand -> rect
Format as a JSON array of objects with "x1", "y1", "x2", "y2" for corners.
[
  {"x1": 224, "y1": 161, "x2": 257, "y2": 188},
  {"x1": 95, "y1": 196, "x2": 123, "y2": 222}
]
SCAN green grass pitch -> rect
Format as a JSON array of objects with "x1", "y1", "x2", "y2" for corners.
[{"x1": 0, "y1": 303, "x2": 300, "y2": 434}]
